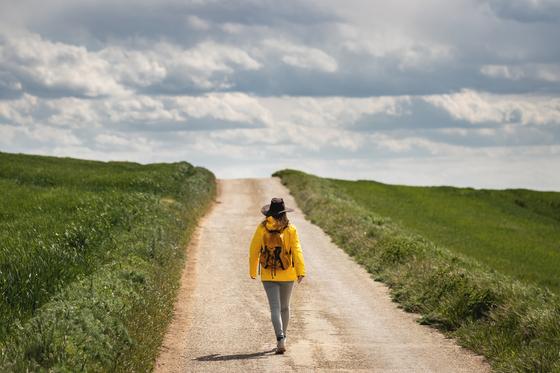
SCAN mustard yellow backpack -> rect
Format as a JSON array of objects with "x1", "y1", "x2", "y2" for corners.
[{"x1": 259, "y1": 224, "x2": 293, "y2": 278}]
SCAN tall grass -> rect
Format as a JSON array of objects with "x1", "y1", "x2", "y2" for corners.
[
  {"x1": 0, "y1": 152, "x2": 216, "y2": 371},
  {"x1": 274, "y1": 169, "x2": 560, "y2": 373}
]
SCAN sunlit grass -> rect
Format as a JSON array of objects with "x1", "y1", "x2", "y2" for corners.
[
  {"x1": 0, "y1": 152, "x2": 216, "y2": 371},
  {"x1": 333, "y1": 179, "x2": 560, "y2": 292}
]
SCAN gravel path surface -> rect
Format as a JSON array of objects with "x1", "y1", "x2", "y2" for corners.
[{"x1": 154, "y1": 178, "x2": 490, "y2": 372}]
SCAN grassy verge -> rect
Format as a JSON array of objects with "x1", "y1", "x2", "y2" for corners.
[
  {"x1": 0, "y1": 152, "x2": 216, "y2": 371},
  {"x1": 274, "y1": 169, "x2": 560, "y2": 373}
]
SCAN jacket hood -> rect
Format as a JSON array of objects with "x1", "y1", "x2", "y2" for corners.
[{"x1": 264, "y1": 216, "x2": 286, "y2": 232}]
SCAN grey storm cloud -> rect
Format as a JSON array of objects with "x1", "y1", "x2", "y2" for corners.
[
  {"x1": 482, "y1": 0, "x2": 560, "y2": 23},
  {"x1": 0, "y1": 0, "x2": 559, "y2": 189},
  {"x1": 8, "y1": 0, "x2": 338, "y2": 49},
  {"x1": 2, "y1": 0, "x2": 560, "y2": 97}
]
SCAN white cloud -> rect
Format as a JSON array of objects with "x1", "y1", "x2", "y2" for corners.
[
  {"x1": 262, "y1": 39, "x2": 338, "y2": 72},
  {"x1": 424, "y1": 89, "x2": 560, "y2": 125},
  {"x1": 0, "y1": 30, "x2": 128, "y2": 97},
  {"x1": 95, "y1": 133, "x2": 131, "y2": 146},
  {"x1": 340, "y1": 26, "x2": 453, "y2": 71},
  {"x1": 93, "y1": 133, "x2": 154, "y2": 154},
  {"x1": 0, "y1": 124, "x2": 17, "y2": 143},
  {"x1": 0, "y1": 92, "x2": 274, "y2": 134},
  {"x1": 103, "y1": 95, "x2": 181, "y2": 124},
  {"x1": 186, "y1": 15, "x2": 211, "y2": 31},
  {"x1": 181, "y1": 41, "x2": 261, "y2": 73},
  {"x1": 101, "y1": 41, "x2": 261, "y2": 91},
  {"x1": 45, "y1": 97, "x2": 102, "y2": 128},
  {"x1": 30, "y1": 125, "x2": 82, "y2": 145},
  {"x1": 221, "y1": 22, "x2": 245, "y2": 34},
  {"x1": 159, "y1": 41, "x2": 261, "y2": 90},
  {"x1": 173, "y1": 93, "x2": 272, "y2": 125},
  {"x1": 0, "y1": 29, "x2": 264, "y2": 97},
  {"x1": 438, "y1": 127, "x2": 497, "y2": 137},
  {"x1": 260, "y1": 95, "x2": 408, "y2": 129},
  {"x1": 481, "y1": 64, "x2": 560, "y2": 82},
  {"x1": 0, "y1": 94, "x2": 38, "y2": 125},
  {"x1": 0, "y1": 122, "x2": 81, "y2": 146},
  {"x1": 100, "y1": 47, "x2": 168, "y2": 88}
]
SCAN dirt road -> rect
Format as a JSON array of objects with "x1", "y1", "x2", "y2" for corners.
[{"x1": 154, "y1": 178, "x2": 490, "y2": 372}]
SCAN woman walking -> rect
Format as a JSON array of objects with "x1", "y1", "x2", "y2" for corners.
[{"x1": 249, "y1": 197, "x2": 306, "y2": 354}]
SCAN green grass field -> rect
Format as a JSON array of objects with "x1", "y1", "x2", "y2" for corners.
[
  {"x1": 333, "y1": 179, "x2": 560, "y2": 293},
  {"x1": 275, "y1": 169, "x2": 560, "y2": 373},
  {"x1": 0, "y1": 152, "x2": 215, "y2": 371}
]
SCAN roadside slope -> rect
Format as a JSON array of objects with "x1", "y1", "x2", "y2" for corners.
[
  {"x1": 0, "y1": 152, "x2": 215, "y2": 371},
  {"x1": 155, "y1": 178, "x2": 489, "y2": 372}
]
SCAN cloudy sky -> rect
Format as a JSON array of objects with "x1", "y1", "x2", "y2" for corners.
[{"x1": 1, "y1": 0, "x2": 559, "y2": 189}]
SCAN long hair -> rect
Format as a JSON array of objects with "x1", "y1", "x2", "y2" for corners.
[{"x1": 262, "y1": 212, "x2": 290, "y2": 231}]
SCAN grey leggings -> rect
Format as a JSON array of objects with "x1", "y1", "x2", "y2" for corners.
[{"x1": 262, "y1": 281, "x2": 294, "y2": 341}]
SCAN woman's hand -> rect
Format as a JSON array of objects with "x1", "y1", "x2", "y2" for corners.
[{"x1": 297, "y1": 275, "x2": 304, "y2": 283}]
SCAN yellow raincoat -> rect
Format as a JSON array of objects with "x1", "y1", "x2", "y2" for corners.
[{"x1": 249, "y1": 216, "x2": 306, "y2": 281}]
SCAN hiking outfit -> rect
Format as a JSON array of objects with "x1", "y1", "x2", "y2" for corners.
[{"x1": 249, "y1": 198, "x2": 306, "y2": 354}]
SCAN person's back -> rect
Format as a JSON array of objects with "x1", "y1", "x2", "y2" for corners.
[
  {"x1": 251, "y1": 218, "x2": 305, "y2": 281},
  {"x1": 248, "y1": 197, "x2": 306, "y2": 354}
]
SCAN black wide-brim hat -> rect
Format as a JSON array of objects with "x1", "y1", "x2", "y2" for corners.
[{"x1": 261, "y1": 197, "x2": 294, "y2": 216}]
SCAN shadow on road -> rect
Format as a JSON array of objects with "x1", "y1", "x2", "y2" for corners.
[{"x1": 194, "y1": 349, "x2": 277, "y2": 362}]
